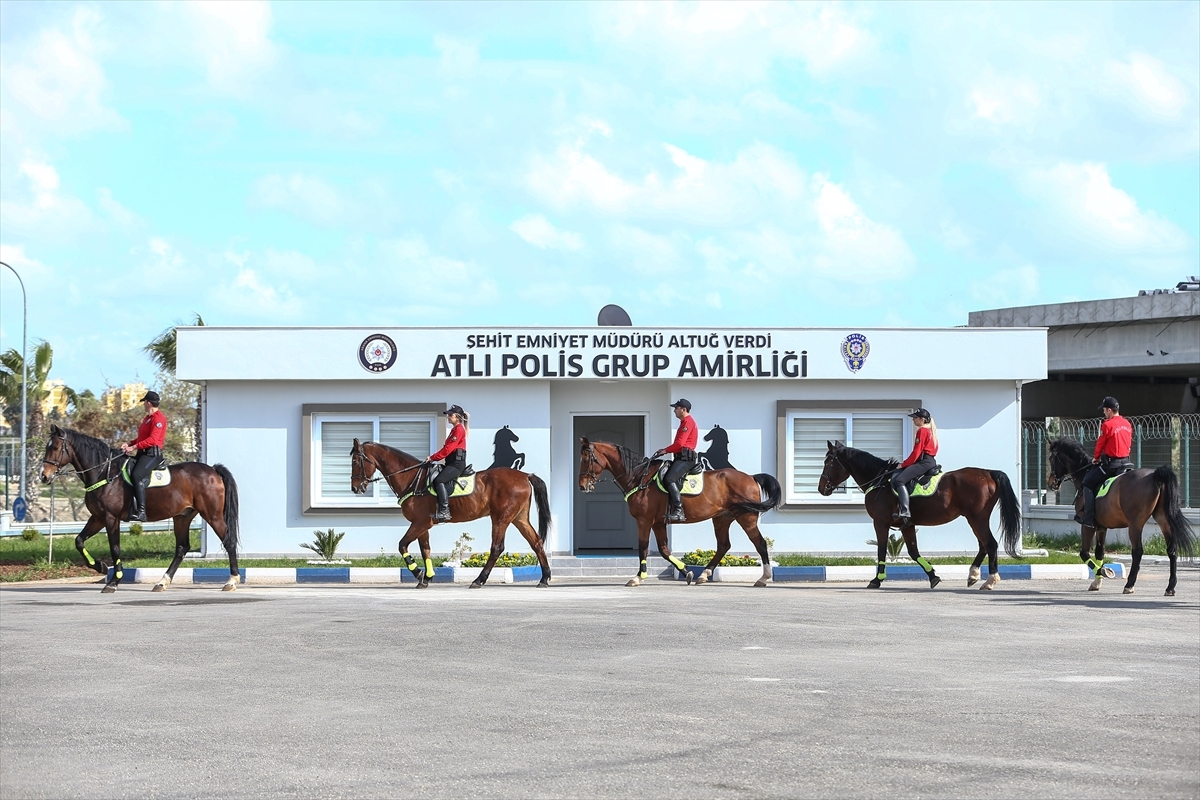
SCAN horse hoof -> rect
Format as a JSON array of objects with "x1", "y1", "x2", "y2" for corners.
[
  {"x1": 101, "y1": 583, "x2": 116, "y2": 594},
  {"x1": 867, "y1": 579, "x2": 882, "y2": 589},
  {"x1": 1088, "y1": 580, "x2": 1102, "y2": 592},
  {"x1": 416, "y1": 581, "x2": 429, "y2": 589},
  {"x1": 929, "y1": 575, "x2": 942, "y2": 589},
  {"x1": 469, "y1": 582, "x2": 484, "y2": 589},
  {"x1": 684, "y1": 570, "x2": 694, "y2": 585},
  {"x1": 966, "y1": 578, "x2": 977, "y2": 587},
  {"x1": 694, "y1": 574, "x2": 709, "y2": 585},
  {"x1": 625, "y1": 578, "x2": 640, "y2": 587},
  {"x1": 1123, "y1": 587, "x2": 1135, "y2": 594},
  {"x1": 754, "y1": 579, "x2": 768, "y2": 588},
  {"x1": 152, "y1": 583, "x2": 166, "y2": 593},
  {"x1": 1164, "y1": 589, "x2": 1175, "y2": 597},
  {"x1": 537, "y1": 580, "x2": 550, "y2": 588},
  {"x1": 1101, "y1": 567, "x2": 1116, "y2": 579},
  {"x1": 222, "y1": 583, "x2": 236, "y2": 592}
]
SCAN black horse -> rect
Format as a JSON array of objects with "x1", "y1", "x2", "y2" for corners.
[
  {"x1": 40, "y1": 425, "x2": 240, "y2": 593},
  {"x1": 487, "y1": 426, "x2": 525, "y2": 470},
  {"x1": 699, "y1": 424, "x2": 734, "y2": 471},
  {"x1": 1048, "y1": 437, "x2": 1195, "y2": 595}
]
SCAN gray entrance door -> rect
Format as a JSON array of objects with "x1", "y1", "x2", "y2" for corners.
[{"x1": 573, "y1": 415, "x2": 644, "y2": 553}]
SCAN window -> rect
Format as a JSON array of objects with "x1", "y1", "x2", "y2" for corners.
[
  {"x1": 302, "y1": 404, "x2": 444, "y2": 512},
  {"x1": 777, "y1": 400, "x2": 919, "y2": 506}
]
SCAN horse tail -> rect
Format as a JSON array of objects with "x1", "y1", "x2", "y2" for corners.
[
  {"x1": 989, "y1": 470, "x2": 1021, "y2": 558},
  {"x1": 1153, "y1": 466, "x2": 1196, "y2": 560},
  {"x1": 732, "y1": 473, "x2": 782, "y2": 516},
  {"x1": 528, "y1": 473, "x2": 551, "y2": 543},
  {"x1": 214, "y1": 463, "x2": 240, "y2": 555}
]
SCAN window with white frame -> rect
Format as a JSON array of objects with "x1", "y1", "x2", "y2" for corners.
[
  {"x1": 785, "y1": 411, "x2": 909, "y2": 504},
  {"x1": 310, "y1": 414, "x2": 436, "y2": 507}
]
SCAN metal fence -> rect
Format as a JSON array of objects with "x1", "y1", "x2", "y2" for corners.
[{"x1": 1022, "y1": 414, "x2": 1200, "y2": 508}]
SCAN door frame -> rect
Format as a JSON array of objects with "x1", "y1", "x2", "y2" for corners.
[{"x1": 569, "y1": 411, "x2": 649, "y2": 554}]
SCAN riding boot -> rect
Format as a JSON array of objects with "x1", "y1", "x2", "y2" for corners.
[
  {"x1": 1079, "y1": 488, "x2": 1096, "y2": 529},
  {"x1": 129, "y1": 480, "x2": 148, "y2": 522},
  {"x1": 667, "y1": 482, "x2": 685, "y2": 522},
  {"x1": 893, "y1": 485, "x2": 911, "y2": 524},
  {"x1": 434, "y1": 482, "x2": 452, "y2": 522}
]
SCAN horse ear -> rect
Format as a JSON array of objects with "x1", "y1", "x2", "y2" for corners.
[
  {"x1": 353, "y1": 438, "x2": 360, "y2": 448},
  {"x1": 51, "y1": 423, "x2": 61, "y2": 435},
  {"x1": 580, "y1": 437, "x2": 590, "y2": 447},
  {"x1": 827, "y1": 440, "x2": 835, "y2": 450}
]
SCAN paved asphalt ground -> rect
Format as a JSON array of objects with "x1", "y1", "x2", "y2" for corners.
[{"x1": 2, "y1": 567, "x2": 1198, "y2": 800}]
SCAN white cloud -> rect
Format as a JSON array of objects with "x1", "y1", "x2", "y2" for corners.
[
  {"x1": 968, "y1": 75, "x2": 1041, "y2": 125},
  {"x1": 511, "y1": 215, "x2": 584, "y2": 251},
  {"x1": 251, "y1": 173, "x2": 347, "y2": 226},
  {"x1": 808, "y1": 174, "x2": 915, "y2": 278},
  {"x1": 1025, "y1": 162, "x2": 1189, "y2": 253},
  {"x1": 184, "y1": 0, "x2": 276, "y2": 93},
  {"x1": 970, "y1": 264, "x2": 1039, "y2": 307},
  {"x1": 1107, "y1": 54, "x2": 1190, "y2": 119},
  {"x1": 0, "y1": 155, "x2": 96, "y2": 239},
  {"x1": 0, "y1": 7, "x2": 126, "y2": 135},
  {"x1": 434, "y1": 35, "x2": 479, "y2": 80}
]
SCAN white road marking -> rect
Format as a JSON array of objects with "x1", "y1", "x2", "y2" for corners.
[
  {"x1": 745, "y1": 677, "x2": 781, "y2": 682},
  {"x1": 1052, "y1": 676, "x2": 1132, "y2": 683},
  {"x1": 741, "y1": 646, "x2": 769, "y2": 650}
]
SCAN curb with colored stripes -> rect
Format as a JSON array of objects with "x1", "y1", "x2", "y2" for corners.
[{"x1": 104, "y1": 563, "x2": 1123, "y2": 585}]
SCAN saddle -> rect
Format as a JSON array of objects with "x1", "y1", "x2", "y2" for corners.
[
  {"x1": 1096, "y1": 465, "x2": 1134, "y2": 499},
  {"x1": 897, "y1": 465, "x2": 942, "y2": 497},
  {"x1": 424, "y1": 464, "x2": 476, "y2": 496},
  {"x1": 120, "y1": 459, "x2": 171, "y2": 488},
  {"x1": 653, "y1": 461, "x2": 705, "y2": 496}
]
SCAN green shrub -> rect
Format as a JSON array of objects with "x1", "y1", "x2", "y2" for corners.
[
  {"x1": 301, "y1": 528, "x2": 346, "y2": 561},
  {"x1": 1143, "y1": 535, "x2": 1168, "y2": 556},
  {"x1": 461, "y1": 551, "x2": 538, "y2": 568},
  {"x1": 21, "y1": 528, "x2": 41, "y2": 542},
  {"x1": 866, "y1": 534, "x2": 906, "y2": 560},
  {"x1": 128, "y1": 522, "x2": 144, "y2": 536},
  {"x1": 680, "y1": 549, "x2": 760, "y2": 567}
]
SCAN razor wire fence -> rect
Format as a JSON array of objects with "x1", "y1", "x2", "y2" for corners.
[{"x1": 1022, "y1": 414, "x2": 1200, "y2": 508}]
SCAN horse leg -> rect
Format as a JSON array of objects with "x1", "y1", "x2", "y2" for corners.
[
  {"x1": 736, "y1": 513, "x2": 773, "y2": 587},
  {"x1": 471, "y1": 520, "x2": 508, "y2": 589},
  {"x1": 74, "y1": 516, "x2": 108, "y2": 575},
  {"x1": 100, "y1": 521, "x2": 124, "y2": 593},
  {"x1": 1150, "y1": 506, "x2": 1179, "y2": 597},
  {"x1": 650, "y1": 519, "x2": 691, "y2": 584},
  {"x1": 980, "y1": 531, "x2": 1001, "y2": 591},
  {"x1": 902, "y1": 526, "x2": 940, "y2": 589},
  {"x1": 154, "y1": 511, "x2": 197, "y2": 592},
  {"x1": 200, "y1": 500, "x2": 239, "y2": 592},
  {"x1": 512, "y1": 515, "x2": 551, "y2": 588},
  {"x1": 1123, "y1": 524, "x2": 1144, "y2": 595},
  {"x1": 627, "y1": 520, "x2": 653, "y2": 587},
  {"x1": 696, "y1": 517, "x2": 733, "y2": 586},
  {"x1": 1094, "y1": 530, "x2": 1116, "y2": 580},
  {"x1": 867, "y1": 519, "x2": 889, "y2": 589},
  {"x1": 1078, "y1": 525, "x2": 1104, "y2": 591},
  {"x1": 398, "y1": 523, "x2": 431, "y2": 587}
]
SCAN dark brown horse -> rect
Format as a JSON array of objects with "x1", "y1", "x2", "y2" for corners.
[
  {"x1": 350, "y1": 439, "x2": 551, "y2": 588},
  {"x1": 1048, "y1": 437, "x2": 1195, "y2": 596},
  {"x1": 40, "y1": 425, "x2": 240, "y2": 593},
  {"x1": 577, "y1": 439, "x2": 780, "y2": 587},
  {"x1": 818, "y1": 441, "x2": 1021, "y2": 590}
]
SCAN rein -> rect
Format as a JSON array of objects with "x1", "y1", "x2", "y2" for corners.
[
  {"x1": 582, "y1": 444, "x2": 646, "y2": 493},
  {"x1": 353, "y1": 443, "x2": 427, "y2": 495},
  {"x1": 42, "y1": 434, "x2": 125, "y2": 493}
]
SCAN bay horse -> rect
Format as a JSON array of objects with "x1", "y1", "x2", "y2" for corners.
[
  {"x1": 40, "y1": 424, "x2": 240, "y2": 593},
  {"x1": 350, "y1": 439, "x2": 551, "y2": 588},
  {"x1": 577, "y1": 439, "x2": 781, "y2": 587},
  {"x1": 818, "y1": 441, "x2": 1021, "y2": 590},
  {"x1": 1048, "y1": 437, "x2": 1195, "y2": 596}
]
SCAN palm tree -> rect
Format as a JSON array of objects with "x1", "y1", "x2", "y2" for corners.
[
  {"x1": 144, "y1": 314, "x2": 205, "y2": 459},
  {"x1": 0, "y1": 340, "x2": 55, "y2": 493}
]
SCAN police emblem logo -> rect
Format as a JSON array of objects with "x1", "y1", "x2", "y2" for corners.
[
  {"x1": 840, "y1": 333, "x2": 870, "y2": 373},
  {"x1": 359, "y1": 334, "x2": 398, "y2": 373}
]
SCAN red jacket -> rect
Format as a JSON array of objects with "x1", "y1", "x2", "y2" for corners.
[
  {"x1": 131, "y1": 409, "x2": 167, "y2": 450},
  {"x1": 1094, "y1": 415, "x2": 1132, "y2": 460},
  {"x1": 431, "y1": 423, "x2": 467, "y2": 461},
  {"x1": 901, "y1": 426, "x2": 938, "y2": 468},
  {"x1": 663, "y1": 415, "x2": 698, "y2": 454}
]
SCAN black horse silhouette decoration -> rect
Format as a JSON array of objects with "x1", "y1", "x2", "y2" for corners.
[
  {"x1": 487, "y1": 426, "x2": 525, "y2": 470},
  {"x1": 699, "y1": 425, "x2": 735, "y2": 471}
]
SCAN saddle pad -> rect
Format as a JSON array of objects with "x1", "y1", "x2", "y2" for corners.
[
  {"x1": 911, "y1": 472, "x2": 942, "y2": 498},
  {"x1": 654, "y1": 472, "x2": 705, "y2": 496},
  {"x1": 450, "y1": 474, "x2": 475, "y2": 497},
  {"x1": 1097, "y1": 475, "x2": 1119, "y2": 499},
  {"x1": 121, "y1": 463, "x2": 172, "y2": 488}
]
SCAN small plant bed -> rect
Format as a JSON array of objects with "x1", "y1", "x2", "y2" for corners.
[
  {"x1": 0, "y1": 561, "x2": 97, "y2": 582},
  {"x1": 680, "y1": 549, "x2": 760, "y2": 567},
  {"x1": 773, "y1": 551, "x2": 1086, "y2": 567},
  {"x1": 461, "y1": 552, "x2": 539, "y2": 568},
  {"x1": 0, "y1": 530, "x2": 201, "y2": 569}
]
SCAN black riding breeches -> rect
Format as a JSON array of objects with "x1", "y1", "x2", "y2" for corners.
[
  {"x1": 432, "y1": 465, "x2": 462, "y2": 489},
  {"x1": 131, "y1": 451, "x2": 164, "y2": 486},
  {"x1": 664, "y1": 458, "x2": 692, "y2": 488},
  {"x1": 891, "y1": 455, "x2": 936, "y2": 492}
]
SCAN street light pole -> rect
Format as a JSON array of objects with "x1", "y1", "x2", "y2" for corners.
[{"x1": 0, "y1": 262, "x2": 28, "y2": 507}]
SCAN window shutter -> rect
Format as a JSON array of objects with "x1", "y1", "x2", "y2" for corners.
[
  {"x1": 379, "y1": 420, "x2": 432, "y2": 460},
  {"x1": 320, "y1": 421, "x2": 373, "y2": 499},
  {"x1": 793, "y1": 418, "x2": 847, "y2": 495},
  {"x1": 851, "y1": 417, "x2": 904, "y2": 462}
]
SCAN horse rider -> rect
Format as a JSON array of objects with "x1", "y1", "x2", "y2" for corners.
[
  {"x1": 1076, "y1": 396, "x2": 1133, "y2": 529},
  {"x1": 120, "y1": 390, "x2": 167, "y2": 522},
  {"x1": 424, "y1": 405, "x2": 469, "y2": 522},
  {"x1": 652, "y1": 399, "x2": 698, "y2": 522},
  {"x1": 891, "y1": 408, "x2": 939, "y2": 526}
]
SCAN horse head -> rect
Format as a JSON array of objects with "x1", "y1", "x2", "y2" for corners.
[
  {"x1": 817, "y1": 440, "x2": 851, "y2": 496},
  {"x1": 349, "y1": 438, "x2": 378, "y2": 495},
  {"x1": 495, "y1": 426, "x2": 519, "y2": 445},
  {"x1": 40, "y1": 424, "x2": 74, "y2": 483},
  {"x1": 1048, "y1": 437, "x2": 1090, "y2": 491},
  {"x1": 578, "y1": 437, "x2": 604, "y2": 493}
]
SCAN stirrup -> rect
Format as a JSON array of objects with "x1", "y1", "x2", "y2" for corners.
[
  {"x1": 434, "y1": 507, "x2": 451, "y2": 522},
  {"x1": 667, "y1": 507, "x2": 685, "y2": 522}
]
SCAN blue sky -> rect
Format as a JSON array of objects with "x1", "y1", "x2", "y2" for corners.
[{"x1": 1, "y1": 1, "x2": 1197, "y2": 393}]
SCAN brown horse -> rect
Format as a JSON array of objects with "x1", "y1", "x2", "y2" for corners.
[
  {"x1": 818, "y1": 441, "x2": 1021, "y2": 590},
  {"x1": 577, "y1": 439, "x2": 780, "y2": 587},
  {"x1": 1048, "y1": 437, "x2": 1196, "y2": 596},
  {"x1": 350, "y1": 439, "x2": 551, "y2": 588},
  {"x1": 40, "y1": 425, "x2": 240, "y2": 593}
]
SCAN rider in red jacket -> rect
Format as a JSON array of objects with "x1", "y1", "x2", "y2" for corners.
[
  {"x1": 1077, "y1": 396, "x2": 1133, "y2": 528},
  {"x1": 120, "y1": 391, "x2": 167, "y2": 521},
  {"x1": 653, "y1": 399, "x2": 698, "y2": 522},
  {"x1": 890, "y1": 408, "x2": 939, "y2": 525},
  {"x1": 424, "y1": 405, "x2": 468, "y2": 522}
]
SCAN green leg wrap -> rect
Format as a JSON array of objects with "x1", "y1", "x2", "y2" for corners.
[
  {"x1": 667, "y1": 555, "x2": 687, "y2": 574},
  {"x1": 402, "y1": 553, "x2": 421, "y2": 576},
  {"x1": 876, "y1": 561, "x2": 886, "y2": 581},
  {"x1": 82, "y1": 548, "x2": 96, "y2": 566},
  {"x1": 639, "y1": 559, "x2": 649, "y2": 579},
  {"x1": 1087, "y1": 558, "x2": 1103, "y2": 575},
  {"x1": 114, "y1": 559, "x2": 123, "y2": 581},
  {"x1": 424, "y1": 558, "x2": 434, "y2": 579},
  {"x1": 915, "y1": 556, "x2": 933, "y2": 573}
]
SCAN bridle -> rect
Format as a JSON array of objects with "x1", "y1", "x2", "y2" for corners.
[
  {"x1": 580, "y1": 443, "x2": 643, "y2": 493},
  {"x1": 351, "y1": 442, "x2": 426, "y2": 495},
  {"x1": 1047, "y1": 450, "x2": 1089, "y2": 491},
  {"x1": 819, "y1": 447, "x2": 893, "y2": 495},
  {"x1": 41, "y1": 430, "x2": 123, "y2": 490}
]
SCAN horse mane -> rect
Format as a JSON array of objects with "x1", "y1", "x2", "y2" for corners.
[
  {"x1": 838, "y1": 444, "x2": 898, "y2": 476},
  {"x1": 1050, "y1": 436, "x2": 1091, "y2": 469},
  {"x1": 363, "y1": 440, "x2": 422, "y2": 465},
  {"x1": 61, "y1": 427, "x2": 122, "y2": 467},
  {"x1": 599, "y1": 442, "x2": 652, "y2": 481}
]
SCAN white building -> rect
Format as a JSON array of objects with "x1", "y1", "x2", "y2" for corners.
[{"x1": 177, "y1": 325, "x2": 1046, "y2": 557}]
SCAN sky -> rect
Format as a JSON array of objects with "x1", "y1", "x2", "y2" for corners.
[{"x1": 1, "y1": 0, "x2": 1198, "y2": 394}]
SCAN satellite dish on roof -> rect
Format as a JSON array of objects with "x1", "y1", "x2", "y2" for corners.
[{"x1": 597, "y1": 304, "x2": 632, "y2": 326}]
